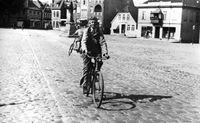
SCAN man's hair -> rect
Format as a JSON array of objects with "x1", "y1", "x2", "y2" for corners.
[{"x1": 89, "y1": 16, "x2": 98, "y2": 22}]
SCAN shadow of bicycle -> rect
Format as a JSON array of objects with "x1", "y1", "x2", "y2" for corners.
[{"x1": 100, "y1": 92, "x2": 172, "y2": 111}]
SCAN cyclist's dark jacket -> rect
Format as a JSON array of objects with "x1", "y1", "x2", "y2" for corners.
[{"x1": 81, "y1": 27, "x2": 108, "y2": 57}]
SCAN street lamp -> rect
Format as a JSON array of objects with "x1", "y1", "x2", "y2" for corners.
[
  {"x1": 64, "y1": 0, "x2": 77, "y2": 22},
  {"x1": 64, "y1": 0, "x2": 77, "y2": 36}
]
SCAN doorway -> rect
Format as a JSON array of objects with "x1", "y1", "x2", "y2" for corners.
[
  {"x1": 155, "y1": 26, "x2": 160, "y2": 38},
  {"x1": 121, "y1": 24, "x2": 126, "y2": 34}
]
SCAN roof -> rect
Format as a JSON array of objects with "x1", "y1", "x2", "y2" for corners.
[
  {"x1": 146, "y1": 0, "x2": 182, "y2": 2},
  {"x1": 142, "y1": 0, "x2": 200, "y2": 8},
  {"x1": 52, "y1": 0, "x2": 64, "y2": 9},
  {"x1": 121, "y1": 6, "x2": 130, "y2": 12},
  {"x1": 28, "y1": 0, "x2": 39, "y2": 8},
  {"x1": 33, "y1": 1, "x2": 42, "y2": 8}
]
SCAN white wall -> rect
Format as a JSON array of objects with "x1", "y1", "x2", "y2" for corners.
[
  {"x1": 138, "y1": 8, "x2": 182, "y2": 24},
  {"x1": 111, "y1": 12, "x2": 137, "y2": 37}
]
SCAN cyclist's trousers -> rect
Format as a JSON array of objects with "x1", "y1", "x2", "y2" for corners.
[{"x1": 81, "y1": 54, "x2": 103, "y2": 86}]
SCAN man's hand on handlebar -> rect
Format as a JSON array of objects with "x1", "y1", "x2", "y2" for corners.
[{"x1": 102, "y1": 53, "x2": 110, "y2": 60}]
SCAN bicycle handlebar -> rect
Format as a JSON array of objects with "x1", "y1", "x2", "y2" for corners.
[{"x1": 85, "y1": 53, "x2": 110, "y2": 60}]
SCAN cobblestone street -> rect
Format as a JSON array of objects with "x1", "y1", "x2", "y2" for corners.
[{"x1": 0, "y1": 29, "x2": 200, "y2": 123}]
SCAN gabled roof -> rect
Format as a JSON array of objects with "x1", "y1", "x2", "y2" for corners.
[
  {"x1": 142, "y1": 0, "x2": 200, "y2": 8},
  {"x1": 111, "y1": 12, "x2": 136, "y2": 24},
  {"x1": 28, "y1": 0, "x2": 39, "y2": 8},
  {"x1": 52, "y1": 0, "x2": 64, "y2": 9},
  {"x1": 121, "y1": 6, "x2": 129, "y2": 12},
  {"x1": 33, "y1": 1, "x2": 42, "y2": 8}
]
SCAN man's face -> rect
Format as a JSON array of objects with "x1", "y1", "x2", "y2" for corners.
[{"x1": 89, "y1": 20, "x2": 96, "y2": 29}]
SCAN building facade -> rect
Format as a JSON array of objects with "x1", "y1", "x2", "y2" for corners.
[
  {"x1": 41, "y1": 3, "x2": 52, "y2": 29},
  {"x1": 110, "y1": 12, "x2": 138, "y2": 37},
  {"x1": 137, "y1": 0, "x2": 200, "y2": 43},
  {"x1": 74, "y1": 0, "x2": 137, "y2": 34},
  {"x1": 24, "y1": 0, "x2": 43, "y2": 29},
  {"x1": 51, "y1": 0, "x2": 66, "y2": 29},
  {"x1": 0, "y1": 0, "x2": 51, "y2": 29},
  {"x1": 50, "y1": 0, "x2": 138, "y2": 34},
  {"x1": 75, "y1": 0, "x2": 104, "y2": 23},
  {"x1": 103, "y1": 0, "x2": 138, "y2": 34}
]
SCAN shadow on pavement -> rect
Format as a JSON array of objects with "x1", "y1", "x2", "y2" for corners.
[{"x1": 100, "y1": 92, "x2": 172, "y2": 111}]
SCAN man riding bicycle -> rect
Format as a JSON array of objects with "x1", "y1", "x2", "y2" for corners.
[{"x1": 80, "y1": 17, "x2": 109, "y2": 93}]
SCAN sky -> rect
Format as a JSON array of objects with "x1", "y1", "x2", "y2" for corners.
[{"x1": 39, "y1": 0, "x2": 148, "y2": 5}]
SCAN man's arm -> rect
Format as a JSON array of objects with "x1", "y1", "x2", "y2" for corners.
[
  {"x1": 81, "y1": 28, "x2": 88, "y2": 53},
  {"x1": 99, "y1": 28, "x2": 108, "y2": 55}
]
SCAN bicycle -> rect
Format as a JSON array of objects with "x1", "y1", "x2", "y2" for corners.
[
  {"x1": 83, "y1": 53, "x2": 109, "y2": 108},
  {"x1": 68, "y1": 36, "x2": 80, "y2": 56}
]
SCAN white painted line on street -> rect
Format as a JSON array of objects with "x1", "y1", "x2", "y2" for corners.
[{"x1": 26, "y1": 35, "x2": 66, "y2": 123}]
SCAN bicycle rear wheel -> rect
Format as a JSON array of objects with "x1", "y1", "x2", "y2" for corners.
[{"x1": 92, "y1": 71, "x2": 104, "y2": 108}]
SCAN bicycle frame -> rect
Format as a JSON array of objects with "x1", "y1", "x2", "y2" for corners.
[
  {"x1": 85, "y1": 54, "x2": 104, "y2": 108},
  {"x1": 86, "y1": 55, "x2": 100, "y2": 95}
]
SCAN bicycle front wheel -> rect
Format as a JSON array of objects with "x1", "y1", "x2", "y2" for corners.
[
  {"x1": 68, "y1": 43, "x2": 74, "y2": 56},
  {"x1": 92, "y1": 71, "x2": 104, "y2": 108}
]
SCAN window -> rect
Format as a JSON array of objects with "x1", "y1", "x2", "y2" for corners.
[
  {"x1": 131, "y1": 25, "x2": 135, "y2": 31},
  {"x1": 163, "y1": 11, "x2": 167, "y2": 20},
  {"x1": 196, "y1": 12, "x2": 199, "y2": 23},
  {"x1": 57, "y1": 11, "x2": 59, "y2": 17},
  {"x1": 83, "y1": 0, "x2": 86, "y2": 5},
  {"x1": 53, "y1": 21, "x2": 55, "y2": 28},
  {"x1": 127, "y1": 14, "x2": 130, "y2": 20},
  {"x1": 53, "y1": 11, "x2": 56, "y2": 17},
  {"x1": 189, "y1": 11, "x2": 193, "y2": 22},
  {"x1": 127, "y1": 25, "x2": 130, "y2": 31},
  {"x1": 118, "y1": 14, "x2": 121, "y2": 20},
  {"x1": 56, "y1": 21, "x2": 59, "y2": 28},
  {"x1": 142, "y1": 11, "x2": 145, "y2": 20},
  {"x1": 90, "y1": 7, "x2": 93, "y2": 13},
  {"x1": 123, "y1": 14, "x2": 125, "y2": 20},
  {"x1": 183, "y1": 10, "x2": 188, "y2": 22}
]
